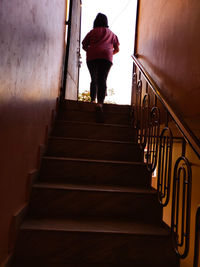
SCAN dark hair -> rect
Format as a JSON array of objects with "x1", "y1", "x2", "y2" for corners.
[{"x1": 93, "y1": 13, "x2": 109, "y2": 28}]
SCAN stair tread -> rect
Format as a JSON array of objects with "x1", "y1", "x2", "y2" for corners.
[
  {"x1": 33, "y1": 182, "x2": 154, "y2": 194},
  {"x1": 61, "y1": 100, "x2": 131, "y2": 111},
  {"x1": 61, "y1": 109, "x2": 130, "y2": 115},
  {"x1": 42, "y1": 156, "x2": 145, "y2": 166},
  {"x1": 55, "y1": 120, "x2": 132, "y2": 128},
  {"x1": 21, "y1": 217, "x2": 169, "y2": 236},
  {"x1": 49, "y1": 136, "x2": 136, "y2": 145}
]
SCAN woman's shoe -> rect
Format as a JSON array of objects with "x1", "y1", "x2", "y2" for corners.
[{"x1": 95, "y1": 103, "x2": 104, "y2": 123}]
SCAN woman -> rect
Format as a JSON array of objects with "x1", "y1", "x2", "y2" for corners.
[{"x1": 82, "y1": 13, "x2": 119, "y2": 112}]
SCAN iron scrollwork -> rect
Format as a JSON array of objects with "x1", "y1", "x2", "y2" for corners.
[
  {"x1": 138, "y1": 93, "x2": 150, "y2": 150},
  {"x1": 146, "y1": 106, "x2": 160, "y2": 172},
  {"x1": 132, "y1": 57, "x2": 194, "y2": 262},
  {"x1": 135, "y1": 77, "x2": 142, "y2": 140},
  {"x1": 157, "y1": 127, "x2": 173, "y2": 206},
  {"x1": 171, "y1": 148, "x2": 192, "y2": 259}
]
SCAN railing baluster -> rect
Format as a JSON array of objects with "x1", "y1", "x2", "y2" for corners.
[
  {"x1": 135, "y1": 77, "x2": 142, "y2": 141},
  {"x1": 146, "y1": 107, "x2": 160, "y2": 172},
  {"x1": 171, "y1": 140, "x2": 192, "y2": 258},
  {"x1": 180, "y1": 168, "x2": 186, "y2": 247},
  {"x1": 161, "y1": 136, "x2": 166, "y2": 196},
  {"x1": 139, "y1": 94, "x2": 149, "y2": 149},
  {"x1": 175, "y1": 168, "x2": 181, "y2": 238},
  {"x1": 146, "y1": 81, "x2": 148, "y2": 93},
  {"x1": 163, "y1": 136, "x2": 169, "y2": 198},
  {"x1": 131, "y1": 67, "x2": 137, "y2": 126},
  {"x1": 194, "y1": 207, "x2": 200, "y2": 267}
]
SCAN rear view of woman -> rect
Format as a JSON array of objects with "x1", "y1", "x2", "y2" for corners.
[{"x1": 82, "y1": 13, "x2": 120, "y2": 114}]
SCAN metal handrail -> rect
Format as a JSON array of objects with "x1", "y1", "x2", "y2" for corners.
[
  {"x1": 132, "y1": 56, "x2": 192, "y2": 259},
  {"x1": 132, "y1": 55, "x2": 200, "y2": 158}
]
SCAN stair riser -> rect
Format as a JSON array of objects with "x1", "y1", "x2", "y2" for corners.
[
  {"x1": 13, "y1": 230, "x2": 177, "y2": 266},
  {"x1": 12, "y1": 264, "x2": 142, "y2": 267},
  {"x1": 46, "y1": 138, "x2": 143, "y2": 162},
  {"x1": 52, "y1": 122, "x2": 136, "y2": 142},
  {"x1": 29, "y1": 188, "x2": 162, "y2": 221},
  {"x1": 57, "y1": 110, "x2": 131, "y2": 125},
  {"x1": 60, "y1": 100, "x2": 131, "y2": 113},
  {"x1": 39, "y1": 159, "x2": 151, "y2": 188}
]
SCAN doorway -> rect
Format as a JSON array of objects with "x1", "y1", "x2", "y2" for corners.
[{"x1": 79, "y1": 0, "x2": 137, "y2": 105}]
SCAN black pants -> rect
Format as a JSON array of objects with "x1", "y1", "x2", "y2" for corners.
[{"x1": 87, "y1": 59, "x2": 112, "y2": 103}]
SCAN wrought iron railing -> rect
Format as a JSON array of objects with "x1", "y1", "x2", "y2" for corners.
[
  {"x1": 171, "y1": 139, "x2": 192, "y2": 258},
  {"x1": 132, "y1": 54, "x2": 193, "y2": 259},
  {"x1": 194, "y1": 206, "x2": 200, "y2": 267},
  {"x1": 157, "y1": 125, "x2": 173, "y2": 207}
]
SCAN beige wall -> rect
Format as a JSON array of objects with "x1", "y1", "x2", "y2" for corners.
[
  {"x1": 136, "y1": 0, "x2": 200, "y2": 138},
  {"x1": 0, "y1": 0, "x2": 66, "y2": 262},
  {"x1": 136, "y1": 4, "x2": 200, "y2": 263}
]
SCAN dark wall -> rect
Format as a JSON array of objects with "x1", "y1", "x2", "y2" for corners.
[
  {"x1": 136, "y1": 0, "x2": 200, "y2": 134},
  {"x1": 0, "y1": 0, "x2": 66, "y2": 262}
]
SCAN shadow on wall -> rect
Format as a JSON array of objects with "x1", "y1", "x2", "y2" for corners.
[{"x1": 0, "y1": 0, "x2": 66, "y2": 263}]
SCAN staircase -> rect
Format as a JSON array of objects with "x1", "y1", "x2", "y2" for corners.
[{"x1": 12, "y1": 100, "x2": 179, "y2": 266}]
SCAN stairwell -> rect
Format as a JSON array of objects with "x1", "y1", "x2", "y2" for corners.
[{"x1": 12, "y1": 100, "x2": 179, "y2": 266}]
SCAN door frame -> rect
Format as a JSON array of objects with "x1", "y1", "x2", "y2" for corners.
[{"x1": 60, "y1": 0, "x2": 82, "y2": 101}]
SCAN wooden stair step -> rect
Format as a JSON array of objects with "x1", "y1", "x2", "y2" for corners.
[
  {"x1": 52, "y1": 121, "x2": 136, "y2": 142},
  {"x1": 60, "y1": 100, "x2": 132, "y2": 114},
  {"x1": 21, "y1": 218, "x2": 168, "y2": 235},
  {"x1": 39, "y1": 157, "x2": 151, "y2": 187},
  {"x1": 28, "y1": 182, "x2": 162, "y2": 222},
  {"x1": 57, "y1": 109, "x2": 131, "y2": 125},
  {"x1": 46, "y1": 137, "x2": 143, "y2": 161},
  {"x1": 13, "y1": 218, "x2": 178, "y2": 266},
  {"x1": 12, "y1": 264, "x2": 138, "y2": 267},
  {"x1": 33, "y1": 182, "x2": 153, "y2": 193},
  {"x1": 12, "y1": 101, "x2": 179, "y2": 267}
]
